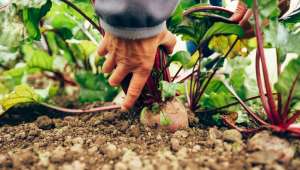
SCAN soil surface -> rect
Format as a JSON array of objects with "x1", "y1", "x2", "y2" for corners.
[{"x1": 0, "y1": 108, "x2": 300, "y2": 170}]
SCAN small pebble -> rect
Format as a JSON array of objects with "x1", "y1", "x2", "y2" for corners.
[
  {"x1": 223, "y1": 129, "x2": 242, "y2": 143},
  {"x1": 171, "y1": 138, "x2": 180, "y2": 152}
]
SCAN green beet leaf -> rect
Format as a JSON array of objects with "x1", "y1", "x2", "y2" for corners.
[
  {"x1": 159, "y1": 81, "x2": 180, "y2": 102},
  {"x1": 0, "y1": 84, "x2": 42, "y2": 115},
  {"x1": 242, "y1": 0, "x2": 280, "y2": 19},
  {"x1": 201, "y1": 22, "x2": 244, "y2": 44},
  {"x1": 22, "y1": 0, "x2": 52, "y2": 40},
  {"x1": 75, "y1": 71, "x2": 119, "y2": 103},
  {"x1": 275, "y1": 57, "x2": 300, "y2": 113},
  {"x1": 160, "y1": 111, "x2": 172, "y2": 126},
  {"x1": 265, "y1": 21, "x2": 300, "y2": 62},
  {"x1": 22, "y1": 44, "x2": 54, "y2": 71}
]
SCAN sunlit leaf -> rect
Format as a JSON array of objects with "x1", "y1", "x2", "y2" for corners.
[
  {"x1": 11, "y1": 0, "x2": 48, "y2": 9},
  {"x1": 169, "y1": 51, "x2": 191, "y2": 69},
  {"x1": 0, "y1": 84, "x2": 41, "y2": 115},
  {"x1": 22, "y1": 44, "x2": 54, "y2": 71},
  {"x1": 22, "y1": 0, "x2": 52, "y2": 40},
  {"x1": 201, "y1": 22, "x2": 245, "y2": 44},
  {"x1": 209, "y1": 35, "x2": 248, "y2": 58}
]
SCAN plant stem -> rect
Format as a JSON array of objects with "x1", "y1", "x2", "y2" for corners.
[
  {"x1": 255, "y1": 51, "x2": 273, "y2": 122},
  {"x1": 286, "y1": 111, "x2": 300, "y2": 128},
  {"x1": 194, "y1": 38, "x2": 239, "y2": 110},
  {"x1": 41, "y1": 102, "x2": 120, "y2": 114},
  {"x1": 185, "y1": 80, "x2": 191, "y2": 106},
  {"x1": 223, "y1": 81, "x2": 269, "y2": 126},
  {"x1": 172, "y1": 66, "x2": 183, "y2": 82},
  {"x1": 197, "y1": 93, "x2": 278, "y2": 114},
  {"x1": 189, "y1": 62, "x2": 197, "y2": 109},
  {"x1": 40, "y1": 21, "x2": 53, "y2": 56},
  {"x1": 253, "y1": 0, "x2": 280, "y2": 124},
  {"x1": 282, "y1": 71, "x2": 300, "y2": 122},
  {"x1": 276, "y1": 48, "x2": 282, "y2": 116},
  {"x1": 173, "y1": 69, "x2": 198, "y2": 83},
  {"x1": 60, "y1": 0, "x2": 104, "y2": 34},
  {"x1": 222, "y1": 115, "x2": 264, "y2": 133},
  {"x1": 184, "y1": 6, "x2": 234, "y2": 17}
]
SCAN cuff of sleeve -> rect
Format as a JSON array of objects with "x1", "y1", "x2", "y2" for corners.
[{"x1": 100, "y1": 20, "x2": 166, "y2": 40}]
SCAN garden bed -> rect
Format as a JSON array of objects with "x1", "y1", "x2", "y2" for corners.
[{"x1": 0, "y1": 109, "x2": 299, "y2": 170}]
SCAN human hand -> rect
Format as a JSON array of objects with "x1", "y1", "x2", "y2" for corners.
[
  {"x1": 98, "y1": 29, "x2": 176, "y2": 111},
  {"x1": 229, "y1": 1, "x2": 254, "y2": 38},
  {"x1": 229, "y1": 1, "x2": 290, "y2": 38}
]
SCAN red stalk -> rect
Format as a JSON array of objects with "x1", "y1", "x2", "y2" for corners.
[
  {"x1": 286, "y1": 111, "x2": 300, "y2": 128},
  {"x1": 276, "y1": 49, "x2": 282, "y2": 114},
  {"x1": 172, "y1": 66, "x2": 183, "y2": 82},
  {"x1": 222, "y1": 115, "x2": 264, "y2": 133},
  {"x1": 189, "y1": 63, "x2": 197, "y2": 109},
  {"x1": 173, "y1": 69, "x2": 198, "y2": 83},
  {"x1": 287, "y1": 127, "x2": 300, "y2": 136},
  {"x1": 184, "y1": 6, "x2": 234, "y2": 17},
  {"x1": 255, "y1": 51, "x2": 273, "y2": 122},
  {"x1": 223, "y1": 82, "x2": 269, "y2": 126},
  {"x1": 253, "y1": 0, "x2": 280, "y2": 124},
  {"x1": 41, "y1": 103, "x2": 121, "y2": 114},
  {"x1": 282, "y1": 72, "x2": 300, "y2": 122}
]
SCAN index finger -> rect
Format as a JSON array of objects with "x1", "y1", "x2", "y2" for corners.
[{"x1": 122, "y1": 71, "x2": 151, "y2": 111}]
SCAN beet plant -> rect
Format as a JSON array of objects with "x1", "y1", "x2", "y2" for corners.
[
  {"x1": 219, "y1": 0, "x2": 300, "y2": 136},
  {"x1": 1, "y1": 0, "x2": 300, "y2": 136}
]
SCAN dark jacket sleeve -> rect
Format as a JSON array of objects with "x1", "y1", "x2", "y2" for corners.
[{"x1": 94, "y1": 0, "x2": 179, "y2": 39}]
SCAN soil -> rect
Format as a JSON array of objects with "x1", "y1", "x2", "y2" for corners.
[{"x1": 0, "y1": 106, "x2": 300, "y2": 170}]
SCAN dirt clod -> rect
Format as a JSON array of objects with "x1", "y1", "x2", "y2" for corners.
[
  {"x1": 36, "y1": 116, "x2": 55, "y2": 130},
  {"x1": 223, "y1": 129, "x2": 242, "y2": 143},
  {"x1": 248, "y1": 131, "x2": 295, "y2": 163},
  {"x1": 95, "y1": 136, "x2": 107, "y2": 146},
  {"x1": 208, "y1": 127, "x2": 223, "y2": 140},
  {"x1": 128, "y1": 125, "x2": 140, "y2": 137},
  {"x1": 50, "y1": 146, "x2": 66, "y2": 163},
  {"x1": 103, "y1": 112, "x2": 119, "y2": 122},
  {"x1": 171, "y1": 137, "x2": 181, "y2": 152},
  {"x1": 0, "y1": 154, "x2": 13, "y2": 168},
  {"x1": 173, "y1": 130, "x2": 189, "y2": 138},
  {"x1": 101, "y1": 143, "x2": 120, "y2": 159}
]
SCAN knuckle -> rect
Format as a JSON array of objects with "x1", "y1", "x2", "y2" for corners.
[
  {"x1": 127, "y1": 88, "x2": 141, "y2": 98},
  {"x1": 139, "y1": 65, "x2": 152, "y2": 73}
]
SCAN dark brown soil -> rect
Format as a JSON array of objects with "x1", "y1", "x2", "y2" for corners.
[{"x1": 0, "y1": 109, "x2": 300, "y2": 170}]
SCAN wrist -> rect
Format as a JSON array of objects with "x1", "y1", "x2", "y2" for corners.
[{"x1": 100, "y1": 20, "x2": 166, "y2": 40}]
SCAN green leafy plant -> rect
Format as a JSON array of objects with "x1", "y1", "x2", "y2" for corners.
[{"x1": 220, "y1": 0, "x2": 300, "y2": 136}]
